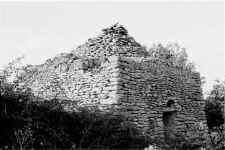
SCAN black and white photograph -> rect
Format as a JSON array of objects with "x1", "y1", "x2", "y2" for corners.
[{"x1": 0, "y1": 1, "x2": 224, "y2": 150}]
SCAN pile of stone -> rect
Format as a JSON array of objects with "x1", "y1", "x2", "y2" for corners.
[
  {"x1": 22, "y1": 24, "x2": 149, "y2": 78},
  {"x1": 72, "y1": 23, "x2": 149, "y2": 59}
]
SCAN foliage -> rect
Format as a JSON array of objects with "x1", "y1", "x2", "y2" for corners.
[
  {"x1": 204, "y1": 80, "x2": 225, "y2": 150},
  {"x1": 148, "y1": 43, "x2": 195, "y2": 71},
  {"x1": 1, "y1": 44, "x2": 223, "y2": 150},
  {"x1": 205, "y1": 99, "x2": 224, "y2": 129},
  {"x1": 1, "y1": 55, "x2": 26, "y2": 83},
  {"x1": 0, "y1": 55, "x2": 33, "y2": 100},
  {"x1": 0, "y1": 80, "x2": 149, "y2": 149},
  {"x1": 14, "y1": 126, "x2": 33, "y2": 150},
  {"x1": 208, "y1": 80, "x2": 225, "y2": 99},
  {"x1": 0, "y1": 55, "x2": 151, "y2": 149},
  {"x1": 164, "y1": 122, "x2": 208, "y2": 150},
  {"x1": 170, "y1": 124, "x2": 225, "y2": 150},
  {"x1": 144, "y1": 144, "x2": 162, "y2": 150},
  {"x1": 205, "y1": 80, "x2": 224, "y2": 129},
  {"x1": 206, "y1": 125, "x2": 225, "y2": 150}
]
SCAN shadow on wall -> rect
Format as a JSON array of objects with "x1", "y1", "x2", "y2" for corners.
[{"x1": 0, "y1": 89, "x2": 150, "y2": 149}]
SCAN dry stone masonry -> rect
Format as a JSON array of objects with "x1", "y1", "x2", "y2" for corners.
[{"x1": 22, "y1": 24, "x2": 207, "y2": 142}]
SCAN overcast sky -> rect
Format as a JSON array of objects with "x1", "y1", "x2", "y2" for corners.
[{"x1": 0, "y1": 2, "x2": 224, "y2": 95}]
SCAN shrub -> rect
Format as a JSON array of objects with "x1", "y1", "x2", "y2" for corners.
[
  {"x1": 206, "y1": 125, "x2": 225, "y2": 150},
  {"x1": 0, "y1": 84, "x2": 149, "y2": 149},
  {"x1": 164, "y1": 122, "x2": 208, "y2": 150}
]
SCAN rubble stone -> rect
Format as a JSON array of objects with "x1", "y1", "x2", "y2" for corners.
[{"x1": 21, "y1": 24, "x2": 207, "y2": 142}]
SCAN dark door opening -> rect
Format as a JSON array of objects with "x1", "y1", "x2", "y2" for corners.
[{"x1": 163, "y1": 111, "x2": 177, "y2": 142}]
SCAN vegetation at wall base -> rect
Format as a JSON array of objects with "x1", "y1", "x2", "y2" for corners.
[
  {"x1": 0, "y1": 90, "x2": 151, "y2": 149},
  {"x1": 0, "y1": 28, "x2": 224, "y2": 149}
]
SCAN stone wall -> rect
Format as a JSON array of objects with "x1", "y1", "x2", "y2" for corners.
[
  {"x1": 21, "y1": 24, "x2": 207, "y2": 142},
  {"x1": 114, "y1": 56, "x2": 206, "y2": 139},
  {"x1": 28, "y1": 56, "x2": 122, "y2": 112},
  {"x1": 25, "y1": 55, "x2": 206, "y2": 141}
]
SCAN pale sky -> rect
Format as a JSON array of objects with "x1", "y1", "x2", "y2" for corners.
[{"x1": 0, "y1": 2, "x2": 224, "y2": 95}]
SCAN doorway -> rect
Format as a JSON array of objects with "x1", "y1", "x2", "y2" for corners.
[{"x1": 163, "y1": 111, "x2": 177, "y2": 142}]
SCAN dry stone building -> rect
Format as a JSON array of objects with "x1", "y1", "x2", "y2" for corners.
[{"x1": 22, "y1": 24, "x2": 207, "y2": 142}]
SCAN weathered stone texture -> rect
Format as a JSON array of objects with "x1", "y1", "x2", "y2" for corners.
[
  {"x1": 27, "y1": 56, "x2": 121, "y2": 111},
  {"x1": 22, "y1": 24, "x2": 207, "y2": 141},
  {"x1": 114, "y1": 57, "x2": 206, "y2": 138},
  {"x1": 24, "y1": 55, "x2": 206, "y2": 140}
]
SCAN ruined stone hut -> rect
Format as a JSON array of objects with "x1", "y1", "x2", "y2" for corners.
[{"x1": 22, "y1": 24, "x2": 207, "y2": 141}]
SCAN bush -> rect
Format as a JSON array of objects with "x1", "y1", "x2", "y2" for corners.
[
  {"x1": 162, "y1": 122, "x2": 208, "y2": 150},
  {"x1": 205, "y1": 80, "x2": 225, "y2": 129},
  {"x1": 206, "y1": 125, "x2": 225, "y2": 150},
  {"x1": 0, "y1": 84, "x2": 149, "y2": 149}
]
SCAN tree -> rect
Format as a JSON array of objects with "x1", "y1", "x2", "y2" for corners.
[
  {"x1": 208, "y1": 80, "x2": 225, "y2": 99},
  {"x1": 148, "y1": 43, "x2": 195, "y2": 71},
  {"x1": 1, "y1": 55, "x2": 26, "y2": 82},
  {"x1": 205, "y1": 80, "x2": 224, "y2": 129},
  {"x1": 0, "y1": 55, "x2": 28, "y2": 92}
]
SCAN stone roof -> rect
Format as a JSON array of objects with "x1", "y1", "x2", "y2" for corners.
[
  {"x1": 21, "y1": 24, "x2": 150, "y2": 87},
  {"x1": 72, "y1": 23, "x2": 149, "y2": 59}
]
